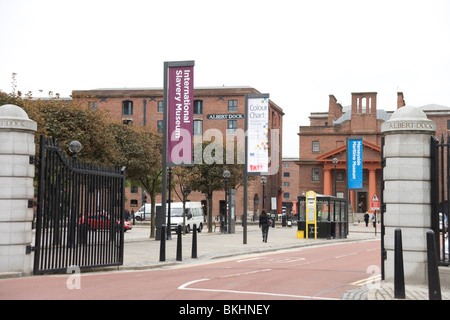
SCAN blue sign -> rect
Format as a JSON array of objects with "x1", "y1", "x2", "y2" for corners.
[{"x1": 347, "y1": 138, "x2": 363, "y2": 189}]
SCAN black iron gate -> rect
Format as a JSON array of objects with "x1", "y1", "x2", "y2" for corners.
[
  {"x1": 431, "y1": 135, "x2": 449, "y2": 266},
  {"x1": 33, "y1": 136, "x2": 126, "y2": 274}
]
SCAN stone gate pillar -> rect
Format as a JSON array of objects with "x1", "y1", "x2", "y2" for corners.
[
  {"x1": 0, "y1": 104, "x2": 37, "y2": 276},
  {"x1": 381, "y1": 106, "x2": 436, "y2": 285}
]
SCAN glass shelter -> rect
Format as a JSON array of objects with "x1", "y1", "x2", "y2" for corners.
[{"x1": 297, "y1": 194, "x2": 347, "y2": 239}]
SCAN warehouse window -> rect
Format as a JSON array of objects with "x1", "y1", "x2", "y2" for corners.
[
  {"x1": 122, "y1": 100, "x2": 133, "y2": 115},
  {"x1": 194, "y1": 100, "x2": 203, "y2": 114},
  {"x1": 228, "y1": 100, "x2": 238, "y2": 112}
]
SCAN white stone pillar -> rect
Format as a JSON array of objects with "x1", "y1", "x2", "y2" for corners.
[
  {"x1": 381, "y1": 106, "x2": 436, "y2": 285},
  {"x1": 0, "y1": 104, "x2": 37, "y2": 276}
]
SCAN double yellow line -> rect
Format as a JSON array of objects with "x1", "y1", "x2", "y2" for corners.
[{"x1": 351, "y1": 274, "x2": 381, "y2": 286}]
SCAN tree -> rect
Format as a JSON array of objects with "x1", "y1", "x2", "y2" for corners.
[
  {"x1": 188, "y1": 140, "x2": 245, "y2": 233},
  {"x1": 111, "y1": 123, "x2": 163, "y2": 238}
]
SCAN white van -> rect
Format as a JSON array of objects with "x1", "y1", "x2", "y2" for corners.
[
  {"x1": 167, "y1": 202, "x2": 204, "y2": 233},
  {"x1": 134, "y1": 204, "x2": 153, "y2": 221}
]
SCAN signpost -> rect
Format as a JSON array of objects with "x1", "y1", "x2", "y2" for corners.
[
  {"x1": 371, "y1": 194, "x2": 379, "y2": 235},
  {"x1": 370, "y1": 194, "x2": 380, "y2": 211},
  {"x1": 306, "y1": 190, "x2": 317, "y2": 240}
]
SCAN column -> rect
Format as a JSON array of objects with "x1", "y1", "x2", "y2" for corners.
[
  {"x1": 381, "y1": 106, "x2": 436, "y2": 285},
  {"x1": 0, "y1": 104, "x2": 37, "y2": 276},
  {"x1": 323, "y1": 169, "x2": 332, "y2": 196}
]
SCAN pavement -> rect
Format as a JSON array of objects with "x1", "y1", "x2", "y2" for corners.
[{"x1": 119, "y1": 221, "x2": 450, "y2": 300}]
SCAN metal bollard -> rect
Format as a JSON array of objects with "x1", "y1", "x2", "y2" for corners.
[
  {"x1": 192, "y1": 223, "x2": 198, "y2": 259},
  {"x1": 159, "y1": 225, "x2": 166, "y2": 262},
  {"x1": 176, "y1": 224, "x2": 182, "y2": 261},
  {"x1": 394, "y1": 228, "x2": 406, "y2": 299},
  {"x1": 426, "y1": 230, "x2": 442, "y2": 300}
]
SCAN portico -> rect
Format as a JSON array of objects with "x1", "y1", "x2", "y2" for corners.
[{"x1": 316, "y1": 140, "x2": 382, "y2": 213}]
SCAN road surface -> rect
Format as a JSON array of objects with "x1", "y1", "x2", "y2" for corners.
[{"x1": 0, "y1": 239, "x2": 380, "y2": 302}]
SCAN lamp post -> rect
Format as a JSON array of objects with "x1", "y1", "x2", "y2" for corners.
[
  {"x1": 69, "y1": 140, "x2": 82, "y2": 161},
  {"x1": 260, "y1": 176, "x2": 267, "y2": 212},
  {"x1": 223, "y1": 170, "x2": 230, "y2": 234},
  {"x1": 68, "y1": 140, "x2": 82, "y2": 247},
  {"x1": 333, "y1": 157, "x2": 338, "y2": 197}
]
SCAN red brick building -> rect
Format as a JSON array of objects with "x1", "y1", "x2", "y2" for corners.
[
  {"x1": 281, "y1": 158, "x2": 300, "y2": 215},
  {"x1": 72, "y1": 86, "x2": 284, "y2": 221},
  {"x1": 297, "y1": 91, "x2": 450, "y2": 222}
]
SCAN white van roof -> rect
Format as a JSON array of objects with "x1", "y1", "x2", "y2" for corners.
[{"x1": 168, "y1": 202, "x2": 202, "y2": 208}]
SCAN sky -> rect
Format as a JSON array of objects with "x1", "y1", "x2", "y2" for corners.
[{"x1": 1, "y1": 0, "x2": 450, "y2": 158}]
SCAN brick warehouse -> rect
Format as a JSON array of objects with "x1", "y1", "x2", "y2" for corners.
[
  {"x1": 72, "y1": 86, "x2": 284, "y2": 223},
  {"x1": 298, "y1": 91, "x2": 450, "y2": 222}
]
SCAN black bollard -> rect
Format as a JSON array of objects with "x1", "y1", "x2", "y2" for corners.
[
  {"x1": 192, "y1": 223, "x2": 198, "y2": 259},
  {"x1": 176, "y1": 224, "x2": 182, "y2": 261},
  {"x1": 159, "y1": 225, "x2": 166, "y2": 262},
  {"x1": 426, "y1": 230, "x2": 442, "y2": 300},
  {"x1": 394, "y1": 228, "x2": 406, "y2": 299}
]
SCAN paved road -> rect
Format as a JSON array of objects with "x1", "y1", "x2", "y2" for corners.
[{"x1": 0, "y1": 239, "x2": 380, "y2": 301}]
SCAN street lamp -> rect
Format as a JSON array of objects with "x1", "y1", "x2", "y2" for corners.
[
  {"x1": 333, "y1": 157, "x2": 338, "y2": 197},
  {"x1": 69, "y1": 140, "x2": 82, "y2": 161},
  {"x1": 223, "y1": 170, "x2": 230, "y2": 234},
  {"x1": 260, "y1": 176, "x2": 267, "y2": 211}
]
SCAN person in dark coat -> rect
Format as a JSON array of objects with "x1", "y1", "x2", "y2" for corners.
[
  {"x1": 259, "y1": 210, "x2": 270, "y2": 243},
  {"x1": 364, "y1": 213, "x2": 369, "y2": 227}
]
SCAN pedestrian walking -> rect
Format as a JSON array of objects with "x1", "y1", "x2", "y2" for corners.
[
  {"x1": 371, "y1": 213, "x2": 376, "y2": 228},
  {"x1": 259, "y1": 210, "x2": 270, "y2": 243},
  {"x1": 364, "y1": 213, "x2": 369, "y2": 227}
]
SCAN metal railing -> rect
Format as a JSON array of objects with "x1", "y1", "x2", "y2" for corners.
[
  {"x1": 33, "y1": 136, "x2": 126, "y2": 274},
  {"x1": 431, "y1": 135, "x2": 450, "y2": 266}
]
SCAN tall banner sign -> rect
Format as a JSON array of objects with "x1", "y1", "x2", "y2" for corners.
[
  {"x1": 347, "y1": 137, "x2": 363, "y2": 189},
  {"x1": 243, "y1": 93, "x2": 269, "y2": 245},
  {"x1": 166, "y1": 62, "x2": 195, "y2": 166},
  {"x1": 246, "y1": 95, "x2": 269, "y2": 175},
  {"x1": 158, "y1": 60, "x2": 194, "y2": 240}
]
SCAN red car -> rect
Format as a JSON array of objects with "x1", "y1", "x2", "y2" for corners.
[{"x1": 79, "y1": 213, "x2": 132, "y2": 232}]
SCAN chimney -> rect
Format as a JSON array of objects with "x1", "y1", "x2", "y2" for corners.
[{"x1": 397, "y1": 92, "x2": 405, "y2": 109}]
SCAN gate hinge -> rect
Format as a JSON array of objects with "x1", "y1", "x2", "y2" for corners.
[{"x1": 26, "y1": 245, "x2": 35, "y2": 255}]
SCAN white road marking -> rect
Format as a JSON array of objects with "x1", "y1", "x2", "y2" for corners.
[
  {"x1": 178, "y1": 278, "x2": 339, "y2": 300},
  {"x1": 236, "y1": 257, "x2": 262, "y2": 263},
  {"x1": 220, "y1": 269, "x2": 272, "y2": 278},
  {"x1": 334, "y1": 252, "x2": 357, "y2": 259}
]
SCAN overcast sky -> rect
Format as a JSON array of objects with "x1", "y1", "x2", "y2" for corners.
[{"x1": 1, "y1": 0, "x2": 449, "y2": 158}]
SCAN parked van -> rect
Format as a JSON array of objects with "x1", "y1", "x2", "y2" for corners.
[
  {"x1": 134, "y1": 203, "x2": 158, "y2": 221},
  {"x1": 167, "y1": 202, "x2": 204, "y2": 233},
  {"x1": 134, "y1": 202, "x2": 204, "y2": 233}
]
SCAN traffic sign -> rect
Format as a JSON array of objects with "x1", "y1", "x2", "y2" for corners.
[{"x1": 370, "y1": 194, "x2": 380, "y2": 211}]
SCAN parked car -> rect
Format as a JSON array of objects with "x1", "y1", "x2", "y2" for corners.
[
  {"x1": 79, "y1": 213, "x2": 132, "y2": 232},
  {"x1": 440, "y1": 212, "x2": 448, "y2": 232}
]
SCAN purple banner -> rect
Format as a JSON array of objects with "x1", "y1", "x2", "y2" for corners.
[{"x1": 167, "y1": 65, "x2": 194, "y2": 165}]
